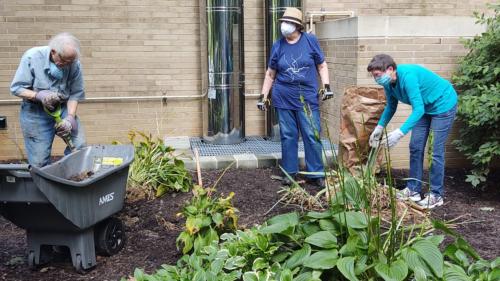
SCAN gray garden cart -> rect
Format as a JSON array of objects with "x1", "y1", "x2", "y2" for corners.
[{"x1": 0, "y1": 145, "x2": 134, "y2": 272}]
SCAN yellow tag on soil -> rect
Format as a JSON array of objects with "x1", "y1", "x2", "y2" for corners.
[{"x1": 102, "y1": 157, "x2": 123, "y2": 166}]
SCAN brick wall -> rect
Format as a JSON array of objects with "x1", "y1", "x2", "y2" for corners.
[
  {"x1": 319, "y1": 39, "x2": 357, "y2": 145},
  {"x1": 317, "y1": 16, "x2": 481, "y2": 169},
  {"x1": 356, "y1": 37, "x2": 469, "y2": 168},
  {"x1": 0, "y1": 0, "x2": 490, "y2": 161},
  {"x1": 0, "y1": 0, "x2": 206, "y2": 160}
]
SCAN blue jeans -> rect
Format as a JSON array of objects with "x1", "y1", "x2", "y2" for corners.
[
  {"x1": 20, "y1": 101, "x2": 86, "y2": 167},
  {"x1": 277, "y1": 108, "x2": 324, "y2": 178},
  {"x1": 407, "y1": 105, "x2": 457, "y2": 197}
]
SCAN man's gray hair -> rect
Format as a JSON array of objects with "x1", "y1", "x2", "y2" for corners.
[{"x1": 48, "y1": 32, "x2": 81, "y2": 58}]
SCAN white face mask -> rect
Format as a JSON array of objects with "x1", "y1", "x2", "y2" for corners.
[{"x1": 281, "y1": 22, "x2": 296, "y2": 37}]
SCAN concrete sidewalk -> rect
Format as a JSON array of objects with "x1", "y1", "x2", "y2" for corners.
[{"x1": 164, "y1": 136, "x2": 337, "y2": 170}]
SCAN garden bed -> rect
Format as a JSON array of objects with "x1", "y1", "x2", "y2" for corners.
[{"x1": 0, "y1": 168, "x2": 498, "y2": 281}]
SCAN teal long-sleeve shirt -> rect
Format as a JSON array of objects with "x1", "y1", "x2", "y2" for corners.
[{"x1": 378, "y1": 64, "x2": 457, "y2": 134}]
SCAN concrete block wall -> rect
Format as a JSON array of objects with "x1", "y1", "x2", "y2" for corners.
[
  {"x1": 0, "y1": 0, "x2": 490, "y2": 161},
  {"x1": 304, "y1": 0, "x2": 491, "y2": 16}
]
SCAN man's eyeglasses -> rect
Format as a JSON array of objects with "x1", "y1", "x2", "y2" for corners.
[{"x1": 56, "y1": 53, "x2": 75, "y2": 65}]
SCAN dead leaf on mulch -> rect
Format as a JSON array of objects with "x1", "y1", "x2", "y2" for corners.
[
  {"x1": 156, "y1": 215, "x2": 180, "y2": 231},
  {"x1": 126, "y1": 187, "x2": 148, "y2": 202},
  {"x1": 277, "y1": 177, "x2": 428, "y2": 226},
  {"x1": 4, "y1": 256, "x2": 24, "y2": 266}
]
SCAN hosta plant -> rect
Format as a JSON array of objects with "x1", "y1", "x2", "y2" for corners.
[
  {"x1": 127, "y1": 131, "x2": 192, "y2": 197},
  {"x1": 176, "y1": 184, "x2": 239, "y2": 254}
]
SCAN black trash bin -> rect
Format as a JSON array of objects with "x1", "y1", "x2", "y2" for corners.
[{"x1": 0, "y1": 145, "x2": 134, "y2": 272}]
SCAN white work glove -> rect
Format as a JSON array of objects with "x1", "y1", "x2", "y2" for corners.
[
  {"x1": 384, "y1": 129, "x2": 405, "y2": 148},
  {"x1": 369, "y1": 125, "x2": 384, "y2": 147}
]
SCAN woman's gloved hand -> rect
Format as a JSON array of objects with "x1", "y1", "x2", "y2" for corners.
[
  {"x1": 384, "y1": 129, "x2": 404, "y2": 148},
  {"x1": 257, "y1": 94, "x2": 270, "y2": 111},
  {"x1": 369, "y1": 125, "x2": 384, "y2": 147},
  {"x1": 319, "y1": 84, "x2": 333, "y2": 101},
  {"x1": 55, "y1": 115, "x2": 77, "y2": 138},
  {"x1": 35, "y1": 90, "x2": 63, "y2": 112}
]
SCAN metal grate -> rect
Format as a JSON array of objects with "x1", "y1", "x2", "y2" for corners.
[{"x1": 190, "y1": 136, "x2": 335, "y2": 156}]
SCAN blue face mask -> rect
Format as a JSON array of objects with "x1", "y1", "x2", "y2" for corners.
[
  {"x1": 49, "y1": 62, "x2": 64, "y2": 80},
  {"x1": 375, "y1": 73, "x2": 391, "y2": 87}
]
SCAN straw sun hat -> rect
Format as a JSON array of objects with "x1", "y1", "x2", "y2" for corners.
[{"x1": 278, "y1": 7, "x2": 303, "y2": 28}]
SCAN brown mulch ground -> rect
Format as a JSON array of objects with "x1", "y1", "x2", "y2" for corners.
[{"x1": 0, "y1": 168, "x2": 499, "y2": 281}]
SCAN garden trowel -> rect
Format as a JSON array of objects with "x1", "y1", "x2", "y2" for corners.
[{"x1": 44, "y1": 105, "x2": 76, "y2": 152}]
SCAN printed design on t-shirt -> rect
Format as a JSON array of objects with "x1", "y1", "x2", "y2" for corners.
[{"x1": 283, "y1": 53, "x2": 309, "y2": 82}]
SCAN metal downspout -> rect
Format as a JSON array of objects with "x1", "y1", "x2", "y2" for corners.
[{"x1": 200, "y1": 0, "x2": 245, "y2": 144}]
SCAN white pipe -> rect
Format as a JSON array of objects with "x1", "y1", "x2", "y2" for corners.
[
  {"x1": 0, "y1": 91, "x2": 260, "y2": 105},
  {"x1": 0, "y1": 96, "x2": 173, "y2": 104},
  {"x1": 306, "y1": 11, "x2": 355, "y2": 33},
  {"x1": 0, "y1": 99, "x2": 20, "y2": 105},
  {"x1": 84, "y1": 95, "x2": 203, "y2": 102},
  {"x1": 243, "y1": 93, "x2": 261, "y2": 97},
  {"x1": 0, "y1": 94, "x2": 206, "y2": 104}
]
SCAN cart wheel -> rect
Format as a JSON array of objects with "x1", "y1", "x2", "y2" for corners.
[
  {"x1": 95, "y1": 217, "x2": 126, "y2": 256},
  {"x1": 28, "y1": 251, "x2": 36, "y2": 270},
  {"x1": 75, "y1": 254, "x2": 86, "y2": 274}
]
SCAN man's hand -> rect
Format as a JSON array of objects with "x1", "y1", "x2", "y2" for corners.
[
  {"x1": 55, "y1": 115, "x2": 77, "y2": 138},
  {"x1": 319, "y1": 84, "x2": 333, "y2": 101},
  {"x1": 35, "y1": 90, "x2": 63, "y2": 112},
  {"x1": 369, "y1": 125, "x2": 384, "y2": 147},
  {"x1": 384, "y1": 129, "x2": 405, "y2": 148},
  {"x1": 257, "y1": 94, "x2": 270, "y2": 111}
]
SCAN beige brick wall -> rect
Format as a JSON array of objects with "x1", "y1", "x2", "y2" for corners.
[
  {"x1": 0, "y1": 0, "x2": 207, "y2": 160},
  {"x1": 320, "y1": 36, "x2": 470, "y2": 168},
  {"x1": 319, "y1": 39, "x2": 358, "y2": 145},
  {"x1": 243, "y1": 0, "x2": 266, "y2": 135},
  {"x1": 0, "y1": 0, "x2": 490, "y2": 161},
  {"x1": 305, "y1": 0, "x2": 490, "y2": 16}
]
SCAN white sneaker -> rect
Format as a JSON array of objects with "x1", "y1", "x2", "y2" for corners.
[
  {"x1": 396, "y1": 187, "x2": 422, "y2": 202},
  {"x1": 418, "y1": 193, "x2": 444, "y2": 209}
]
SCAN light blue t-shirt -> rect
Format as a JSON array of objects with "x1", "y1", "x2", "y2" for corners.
[
  {"x1": 10, "y1": 46, "x2": 85, "y2": 102},
  {"x1": 378, "y1": 64, "x2": 458, "y2": 134},
  {"x1": 268, "y1": 32, "x2": 325, "y2": 110}
]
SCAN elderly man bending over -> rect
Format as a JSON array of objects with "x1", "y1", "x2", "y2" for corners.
[{"x1": 10, "y1": 32, "x2": 86, "y2": 167}]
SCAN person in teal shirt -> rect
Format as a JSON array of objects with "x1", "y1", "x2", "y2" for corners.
[{"x1": 367, "y1": 54, "x2": 457, "y2": 209}]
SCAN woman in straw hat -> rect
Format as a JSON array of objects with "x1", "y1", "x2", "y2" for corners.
[{"x1": 257, "y1": 7, "x2": 333, "y2": 188}]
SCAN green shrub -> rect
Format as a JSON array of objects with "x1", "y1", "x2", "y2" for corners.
[
  {"x1": 127, "y1": 131, "x2": 192, "y2": 197},
  {"x1": 176, "y1": 184, "x2": 239, "y2": 254},
  {"x1": 452, "y1": 3, "x2": 500, "y2": 187}
]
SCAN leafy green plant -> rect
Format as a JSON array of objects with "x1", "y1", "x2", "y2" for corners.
[
  {"x1": 127, "y1": 131, "x2": 192, "y2": 197},
  {"x1": 452, "y1": 3, "x2": 500, "y2": 188},
  {"x1": 126, "y1": 86, "x2": 499, "y2": 281},
  {"x1": 131, "y1": 241, "x2": 244, "y2": 281},
  {"x1": 129, "y1": 227, "x2": 285, "y2": 281},
  {"x1": 125, "y1": 145, "x2": 499, "y2": 281},
  {"x1": 176, "y1": 184, "x2": 239, "y2": 254}
]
